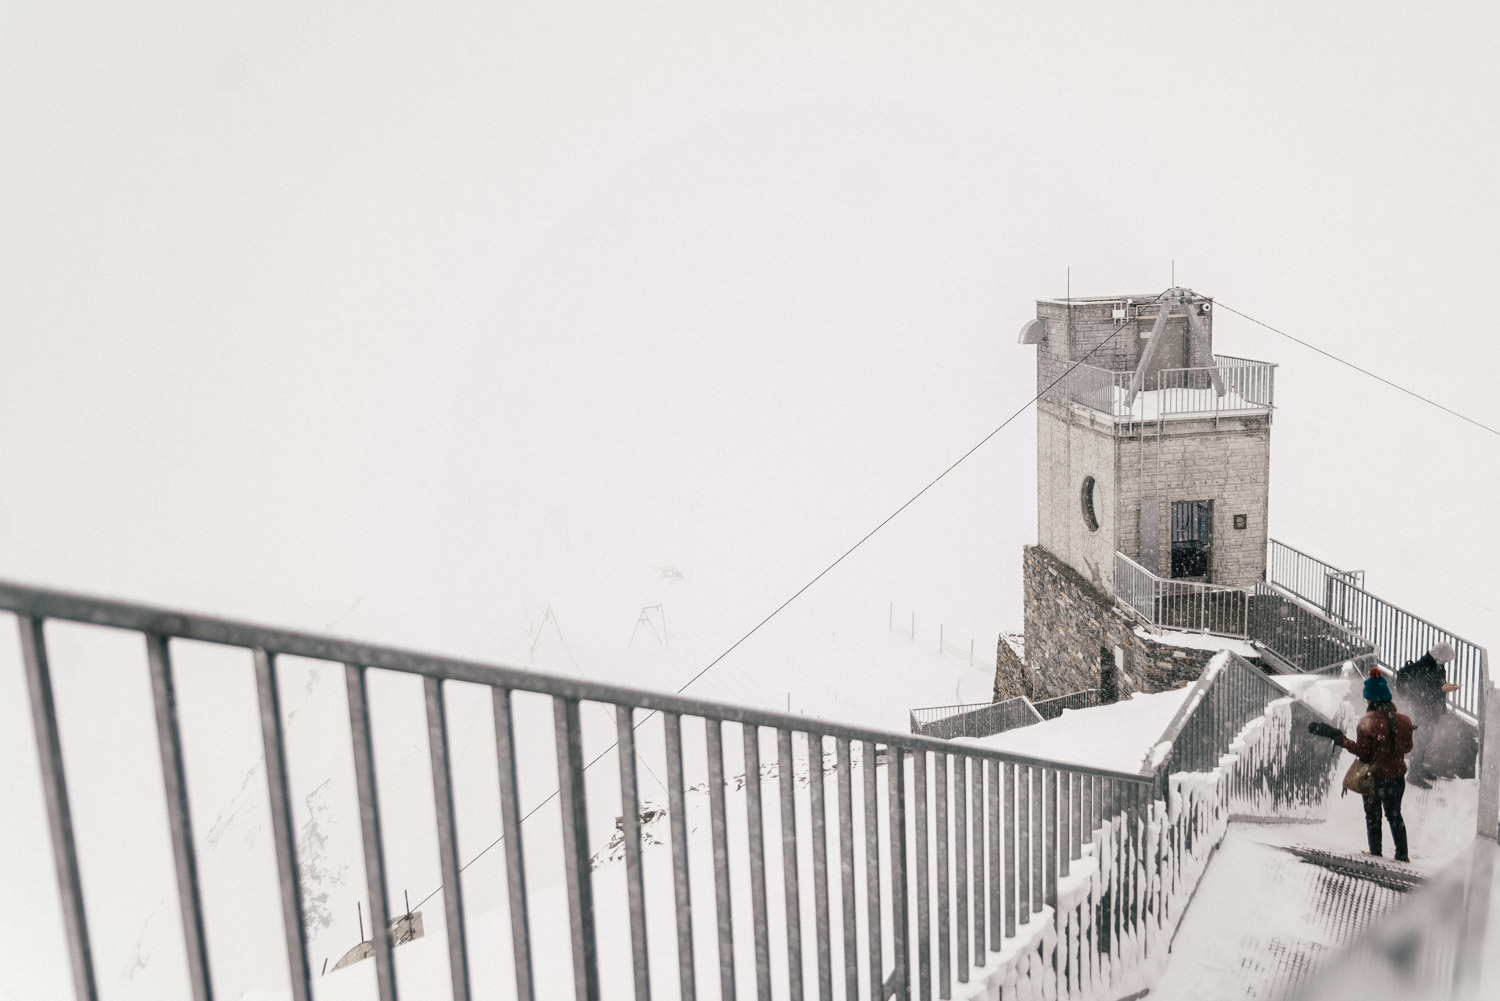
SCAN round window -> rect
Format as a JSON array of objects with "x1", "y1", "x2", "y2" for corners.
[{"x1": 1080, "y1": 476, "x2": 1101, "y2": 533}]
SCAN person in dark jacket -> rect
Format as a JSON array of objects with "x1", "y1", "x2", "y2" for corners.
[
  {"x1": 1336, "y1": 669, "x2": 1415, "y2": 861},
  {"x1": 1397, "y1": 641, "x2": 1459, "y2": 786}
]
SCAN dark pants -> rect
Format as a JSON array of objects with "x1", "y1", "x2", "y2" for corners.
[
  {"x1": 1364, "y1": 777, "x2": 1408, "y2": 859},
  {"x1": 1407, "y1": 704, "x2": 1441, "y2": 782}
]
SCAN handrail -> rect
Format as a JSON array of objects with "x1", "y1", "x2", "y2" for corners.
[
  {"x1": 1266, "y1": 538, "x2": 1366, "y2": 611},
  {"x1": 1145, "y1": 652, "x2": 1334, "y2": 778},
  {"x1": 1066, "y1": 356, "x2": 1276, "y2": 422},
  {"x1": 1114, "y1": 551, "x2": 1251, "y2": 638},
  {"x1": 0, "y1": 578, "x2": 1142, "y2": 778},
  {"x1": 909, "y1": 697, "x2": 1044, "y2": 740},
  {"x1": 1249, "y1": 579, "x2": 1380, "y2": 674},
  {"x1": 5, "y1": 575, "x2": 1355, "y2": 1001},
  {"x1": 1323, "y1": 576, "x2": 1489, "y2": 723},
  {"x1": 7, "y1": 576, "x2": 1168, "y2": 1001}
]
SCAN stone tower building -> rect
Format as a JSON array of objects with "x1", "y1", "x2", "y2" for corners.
[{"x1": 996, "y1": 288, "x2": 1278, "y2": 702}]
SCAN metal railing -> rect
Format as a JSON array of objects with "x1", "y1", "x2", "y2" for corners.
[
  {"x1": 1266, "y1": 540, "x2": 1488, "y2": 722},
  {"x1": 1033, "y1": 689, "x2": 1099, "y2": 721},
  {"x1": 908, "y1": 697, "x2": 1043, "y2": 739},
  {"x1": 1249, "y1": 580, "x2": 1380, "y2": 674},
  {"x1": 1148, "y1": 653, "x2": 1344, "y2": 812},
  {"x1": 7, "y1": 578, "x2": 1173, "y2": 1001},
  {"x1": 1324, "y1": 577, "x2": 1489, "y2": 723},
  {"x1": 1211, "y1": 354, "x2": 1278, "y2": 408},
  {"x1": 1114, "y1": 551, "x2": 1252, "y2": 638},
  {"x1": 1066, "y1": 356, "x2": 1276, "y2": 423},
  {"x1": 910, "y1": 691, "x2": 1101, "y2": 741},
  {"x1": 1265, "y1": 539, "x2": 1366, "y2": 614}
]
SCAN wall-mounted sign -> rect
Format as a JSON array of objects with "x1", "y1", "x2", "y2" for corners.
[{"x1": 1233, "y1": 514, "x2": 1248, "y2": 530}]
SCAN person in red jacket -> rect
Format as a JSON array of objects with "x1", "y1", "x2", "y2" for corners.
[{"x1": 1340, "y1": 669, "x2": 1415, "y2": 861}]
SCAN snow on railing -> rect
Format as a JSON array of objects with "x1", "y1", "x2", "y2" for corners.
[
  {"x1": 4, "y1": 578, "x2": 1169, "y2": 1001},
  {"x1": 0, "y1": 579, "x2": 1363, "y2": 1001}
]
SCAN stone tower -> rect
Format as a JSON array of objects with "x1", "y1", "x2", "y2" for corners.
[{"x1": 997, "y1": 288, "x2": 1277, "y2": 702}]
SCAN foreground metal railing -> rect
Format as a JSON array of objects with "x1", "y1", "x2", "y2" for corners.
[
  {"x1": 7, "y1": 579, "x2": 1173, "y2": 1001},
  {"x1": 1114, "y1": 551, "x2": 1251, "y2": 638},
  {"x1": 1249, "y1": 580, "x2": 1380, "y2": 674}
]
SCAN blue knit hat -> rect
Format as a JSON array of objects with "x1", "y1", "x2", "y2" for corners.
[{"x1": 1363, "y1": 669, "x2": 1393, "y2": 704}]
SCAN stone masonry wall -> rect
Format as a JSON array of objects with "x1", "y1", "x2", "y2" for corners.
[
  {"x1": 1113, "y1": 413, "x2": 1271, "y2": 588},
  {"x1": 1033, "y1": 296, "x2": 1211, "y2": 407},
  {"x1": 998, "y1": 544, "x2": 1217, "y2": 702},
  {"x1": 1036, "y1": 404, "x2": 1118, "y2": 591}
]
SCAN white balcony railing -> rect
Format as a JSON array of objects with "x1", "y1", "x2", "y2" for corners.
[{"x1": 1067, "y1": 355, "x2": 1276, "y2": 423}]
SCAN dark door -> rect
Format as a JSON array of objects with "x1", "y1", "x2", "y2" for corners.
[{"x1": 1170, "y1": 500, "x2": 1213, "y2": 580}]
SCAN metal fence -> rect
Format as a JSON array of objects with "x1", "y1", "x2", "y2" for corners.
[
  {"x1": 7, "y1": 578, "x2": 1174, "y2": 1001},
  {"x1": 1067, "y1": 356, "x2": 1276, "y2": 423},
  {"x1": 1212, "y1": 355, "x2": 1278, "y2": 409},
  {"x1": 1150, "y1": 653, "x2": 1344, "y2": 811},
  {"x1": 1266, "y1": 540, "x2": 1488, "y2": 723},
  {"x1": 1064, "y1": 362, "x2": 1122, "y2": 415},
  {"x1": 1114, "y1": 551, "x2": 1251, "y2": 638},
  {"x1": 909, "y1": 692, "x2": 1100, "y2": 741},
  {"x1": 1249, "y1": 581, "x2": 1380, "y2": 675},
  {"x1": 1293, "y1": 837, "x2": 1499, "y2": 1001},
  {"x1": 1265, "y1": 539, "x2": 1366, "y2": 621},
  {"x1": 908, "y1": 697, "x2": 1043, "y2": 740},
  {"x1": 1033, "y1": 689, "x2": 1099, "y2": 721},
  {"x1": 1324, "y1": 577, "x2": 1489, "y2": 723}
]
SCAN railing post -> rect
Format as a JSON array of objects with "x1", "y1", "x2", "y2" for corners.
[
  {"x1": 1478, "y1": 678, "x2": 1500, "y2": 841},
  {"x1": 18, "y1": 617, "x2": 99, "y2": 1001},
  {"x1": 145, "y1": 634, "x2": 214, "y2": 1001}
]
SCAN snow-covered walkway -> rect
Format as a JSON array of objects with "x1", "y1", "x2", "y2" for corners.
[{"x1": 1151, "y1": 770, "x2": 1478, "y2": 998}]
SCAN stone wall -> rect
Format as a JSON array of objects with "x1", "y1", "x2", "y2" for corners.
[
  {"x1": 1001, "y1": 544, "x2": 1219, "y2": 702},
  {"x1": 994, "y1": 631, "x2": 1032, "y2": 701},
  {"x1": 1112, "y1": 411, "x2": 1272, "y2": 588},
  {"x1": 1032, "y1": 296, "x2": 1212, "y2": 407},
  {"x1": 1036, "y1": 404, "x2": 1118, "y2": 591}
]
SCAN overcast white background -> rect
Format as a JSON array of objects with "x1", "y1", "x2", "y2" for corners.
[{"x1": 3, "y1": 4, "x2": 1499, "y2": 998}]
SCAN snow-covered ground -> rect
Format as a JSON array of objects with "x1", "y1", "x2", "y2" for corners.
[{"x1": 960, "y1": 686, "x2": 1190, "y2": 772}]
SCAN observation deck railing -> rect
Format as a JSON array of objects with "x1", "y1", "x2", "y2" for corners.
[
  {"x1": 5, "y1": 579, "x2": 1344, "y2": 1001},
  {"x1": 1066, "y1": 355, "x2": 1276, "y2": 424}
]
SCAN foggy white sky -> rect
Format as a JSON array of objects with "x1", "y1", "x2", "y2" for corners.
[
  {"x1": 5, "y1": 6, "x2": 1500, "y2": 998},
  {"x1": 4, "y1": 3, "x2": 1499, "y2": 663}
]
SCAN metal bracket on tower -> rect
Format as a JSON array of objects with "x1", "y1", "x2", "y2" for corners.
[
  {"x1": 1125, "y1": 293, "x2": 1176, "y2": 409},
  {"x1": 1182, "y1": 298, "x2": 1224, "y2": 396}
]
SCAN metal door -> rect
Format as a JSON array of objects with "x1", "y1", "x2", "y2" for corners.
[{"x1": 1171, "y1": 499, "x2": 1213, "y2": 581}]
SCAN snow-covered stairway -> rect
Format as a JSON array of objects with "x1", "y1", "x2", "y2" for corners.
[{"x1": 1149, "y1": 762, "x2": 1479, "y2": 998}]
